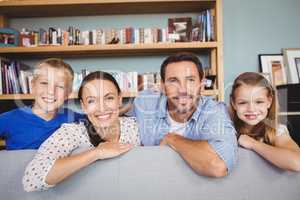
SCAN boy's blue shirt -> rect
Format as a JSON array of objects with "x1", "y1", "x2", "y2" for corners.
[{"x1": 0, "y1": 107, "x2": 86, "y2": 150}]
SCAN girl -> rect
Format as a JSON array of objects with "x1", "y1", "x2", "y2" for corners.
[
  {"x1": 23, "y1": 71, "x2": 140, "y2": 192},
  {"x1": 230, "y1": 72, "x2": 300, "y2": 171}
]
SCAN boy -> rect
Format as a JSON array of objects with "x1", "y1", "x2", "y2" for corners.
[{"x1": 0, "y1": 58, "x2": 84, "y2": 150}]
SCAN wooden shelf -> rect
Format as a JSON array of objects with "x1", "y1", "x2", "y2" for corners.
[
  {"x1": 0, "y1": 90, "x2": 218, "y2": 100},
  {"x1": 202, "y1": 89, "x2": 219, "y2": 96},
  {"x1": 279, "y1": 112, "x2": 300, "y2": 116},
  {"x1": 0, "y1": 42, "x2": 219, "y2": 59},
  {"x1": 0, "y1": 0, "x2": 215, "y2": 18}
]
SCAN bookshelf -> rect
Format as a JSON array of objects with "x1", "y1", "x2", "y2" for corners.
[{"x1": 0, "y1": 0, "x2": 224, "y2": 100}]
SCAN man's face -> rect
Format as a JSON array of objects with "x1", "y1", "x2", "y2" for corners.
[{"x1": 162, "y1": 61, "x2": 203, "y2": 116}]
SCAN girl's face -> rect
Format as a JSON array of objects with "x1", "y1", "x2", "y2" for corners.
[
  {"x1": 232, "y1": 84, "x2": 272, "y2": 127},
  {"x1": 81, "y1": 79, "x2": 121, "y2": 129}
]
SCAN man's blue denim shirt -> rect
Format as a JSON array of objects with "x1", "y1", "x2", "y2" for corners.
[{"x1": 126, "y1": 90, "x2": 238, "y2": 173}]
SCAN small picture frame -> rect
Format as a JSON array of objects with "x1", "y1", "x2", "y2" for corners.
[
  {"x1": 259, "y1": 54, "x2": 287, "y2": 86},
  {"x1": 0, "y1": 28, "x2": 19, "y2": 47},
  {"x1": 283, "y1": 48, "x2": 300, "y2": 84},
  {"x1": 168, "y1": 17, "x2": 192, "y2": 42}
]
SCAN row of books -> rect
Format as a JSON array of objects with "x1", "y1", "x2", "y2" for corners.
[
  {"x1": 0, "y1": 59, "x2": 32, "y2": 95},
  {"x1": 138, "y1": 72, "x2": 161, "y2": 91},
  {"x1": 19, "y1": 27, "x2": 174, "y2": 47},
  {"x1": 13, "y1": 9, "x2": 215, "y2": 47},
  {"x1": 0, "y1": 61, "x2": 164, "y2": 96},
  {"x1": 73, "y1": 70, "x2": 139, "y2": 93},
  {"x1": 194, "y1": 9, "x2": 216, "y2": 42},
  {"x1": 0, "y1": 63, "x2": 216, "y2": 96}
]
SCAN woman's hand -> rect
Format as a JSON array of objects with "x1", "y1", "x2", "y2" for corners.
[
  {"x1": 95, "y1": 142, "x2": 133, "y2": 160},
  {"x1": 238, "y1": 134, "x2": 257, "y2": 150}
]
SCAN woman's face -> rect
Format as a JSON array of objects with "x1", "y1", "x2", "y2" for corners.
[
  {"x1": 81, "y1": 79, "x2": 121, "y2": 130},
  {"x1": 232, "y1": 84, "x2": 272, "y2": 127}
]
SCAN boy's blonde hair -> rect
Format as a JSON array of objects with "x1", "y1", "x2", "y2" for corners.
[
  {"x1": 230, "y1": 72, "x2": 277, "y2": 145},
  {"x1": 33, "y1": 58, "x2": 74, "y2": 91}
]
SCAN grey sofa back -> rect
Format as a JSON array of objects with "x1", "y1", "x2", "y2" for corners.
[{"x1": 0, "y1": 147, "x2": 300, "y2": 200}]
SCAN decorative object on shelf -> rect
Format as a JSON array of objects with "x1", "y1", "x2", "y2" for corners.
[
  {"x1": 168, "y1": 17, "x2": 192, "y2": 42},
  {"x1": 0, "y1": 28, "x2": 19, "y2": 47},
  {"x1": 283, "y1": 48, "x2": 300, "y2": 84},
  {"x1": 258, "y1": 54, "x2": 287, "y2": 86},
  {"x1": 204, "y1": 75, "x2": 216, "y2": 90},
  {"x1": 203, "y1": 67, "x2": 216, "y2": 90}
]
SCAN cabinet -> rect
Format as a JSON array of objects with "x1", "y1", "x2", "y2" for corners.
[{"x1": 0, "y1": 0, "x2": 224, "y2": 100}]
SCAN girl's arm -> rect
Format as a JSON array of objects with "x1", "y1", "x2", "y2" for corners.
[{"x1": 238, "y1": 134, "x2": 300, "y2": 172}]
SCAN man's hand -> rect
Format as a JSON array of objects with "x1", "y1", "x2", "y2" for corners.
[{"x1": 160, "y1": 133, "x2": 183, "y2": 150}]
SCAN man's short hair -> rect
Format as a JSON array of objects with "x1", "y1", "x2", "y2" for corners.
[{"x1": 160, "y1": 52, "x2": 204, "y2": 82}]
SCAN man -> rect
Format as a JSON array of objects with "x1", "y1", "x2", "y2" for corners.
[{"x1": 126, "y1": 52, "x2": 237, "y2": 177}]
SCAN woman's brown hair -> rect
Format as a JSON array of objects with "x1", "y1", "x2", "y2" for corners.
[{"x1": 230, "y1": 72, "x2": 277, "y2": 145}]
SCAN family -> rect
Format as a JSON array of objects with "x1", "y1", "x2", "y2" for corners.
[{"x1": 0, "y1": 52, "x2": 299, "y2": 192}]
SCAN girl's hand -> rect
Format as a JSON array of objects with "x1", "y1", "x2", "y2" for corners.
[
  {"x1": 95, "y1": 142, "x2": 133, "y2": 160},
  {"x1": 238, "y1": 135, "x2": 257, "y2": 150}
]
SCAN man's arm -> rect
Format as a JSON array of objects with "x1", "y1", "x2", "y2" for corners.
[
  {"x1": 161, "y1": 102, "x2": 238, "y2": 177},
  {"x1": 160, "y1": 134, "x2": 227, "y2": 177}
]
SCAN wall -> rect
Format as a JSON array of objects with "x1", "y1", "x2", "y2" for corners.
[{"x1": 223, "y1": 0, "x2": 300, "y2": 101}]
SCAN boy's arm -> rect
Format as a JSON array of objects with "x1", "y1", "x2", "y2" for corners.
[{"x1": 120, "y1": 100, "x2": 134, "y2": 116}]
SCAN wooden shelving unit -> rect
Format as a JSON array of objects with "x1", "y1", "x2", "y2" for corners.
[{"x1": 0, "y1": 0, "x2": 224, "y2": 100}]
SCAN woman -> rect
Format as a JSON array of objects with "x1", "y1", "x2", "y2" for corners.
[{"x1": 23, "y1": 71, "x2": 140, "y2": 192}]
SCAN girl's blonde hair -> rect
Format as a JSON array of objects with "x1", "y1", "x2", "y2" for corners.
[{"x1": 230, "y1": 72, "x2": 277, "y2": 145}]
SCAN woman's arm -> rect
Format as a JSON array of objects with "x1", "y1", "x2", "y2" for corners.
[
  {"x1": 238, "y1": 134, "x2": 300, "y2": 172},
  {"x1": 23, "y1": 124, "x2": 132, "y2": 192},
  {"x1": 45, "y1": 142, "x2": 132, "y2": 185}
]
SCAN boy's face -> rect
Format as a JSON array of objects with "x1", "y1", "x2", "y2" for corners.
[{"x1": 32, "y1": 66, "x2": 71, "y2": 113}]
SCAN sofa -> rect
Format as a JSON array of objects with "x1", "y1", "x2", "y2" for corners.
[{"x1": 1, "y1": 146, "x2": 300, "y2": 200}]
